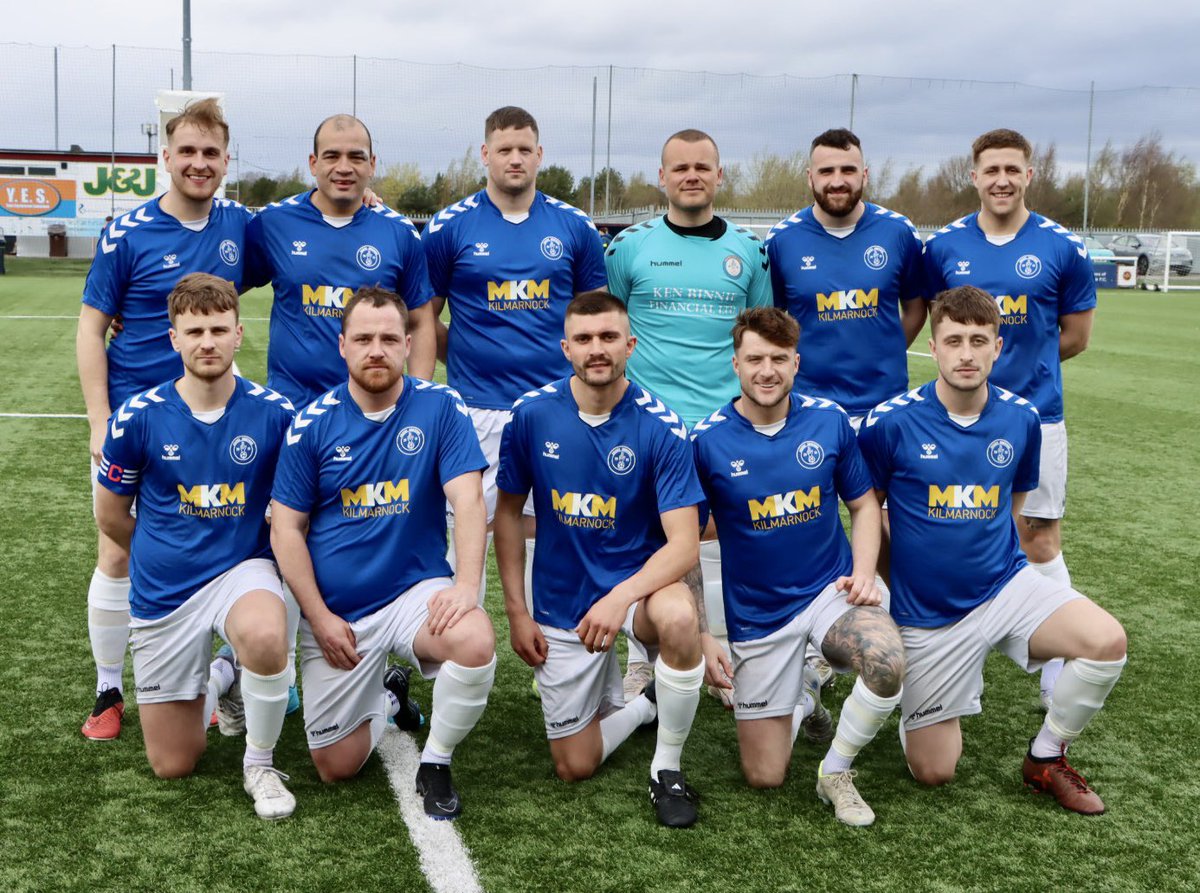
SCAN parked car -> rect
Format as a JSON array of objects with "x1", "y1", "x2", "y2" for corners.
[
  {"x1": 1104, "y1": 233, "x2": 1193, "y2": 276},
  {"x1": 1084, "y1": 236, "x2": 1115, "y2": 262}
]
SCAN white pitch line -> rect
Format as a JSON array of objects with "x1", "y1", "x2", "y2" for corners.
[
  {"x1": 377, "y1": 730, "x2": 483, "y2": 893},
  {"x1": 0, "y1": 315, "x2": 270, "y2": 321},
  {"x1": 0, "y1": 412, "x2": 87, "y2": 419},
  {"x1": 906, "y1": 349, "x2": 933, "y2": 358}
]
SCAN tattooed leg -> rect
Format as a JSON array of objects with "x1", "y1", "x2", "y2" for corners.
[{"x1": 820, "y1": 606, "x2": 905, "y2": 698}]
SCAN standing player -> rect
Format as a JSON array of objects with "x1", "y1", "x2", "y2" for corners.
[
  {"x1": 271, "y1": 287, "x2": 496, "y2": 820},
  {"x1": 604, "y1": 128, "x2": 772, "y2": 703},
  {"x1": 766, "y1": 128, "x2": 926, "y2": 427},
  {"x1": 244, "y1": 114, "x2": 436, "y2": 408},
  {"x1": 76, "y1": 98, "x2": 253, "y2": 739},
  {"x1": 858, "y1": 286, "x2": 1126, "y2": 814},
  {"x1": 422, "y1": 106, "x2": 608, "y2": 594},
  {"x1": 922, "y1": 129, "x2": 1096, "y2": 706},
  {"x1": 93, "y1": 273, "x2": 297, "y2": 819},
  {"x1": 692, "y1": 308, "x2": 905, "y2": 826},
  {"x1": 493, "y1": 292, "x2": 707, "y2": 828}
]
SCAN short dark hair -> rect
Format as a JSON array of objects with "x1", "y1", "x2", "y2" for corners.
[
  {"x1": 168, "y1": 272, "x2": 239, "y2": 323},
  {"x1": 166, "y1": 97, "x2": 230, "y2": 148},
  {"x1": 971, "y1": 128, "x2": 1032, "y2": 164},
  {"x1": 662, "y1": 129, "x2": 719, "y2": 164},
  {"x1": 313, "y1": 114, "x2": 374, "y2": 157},
  {"x1": 731, "y1": 307, "x2": 799, "y2": 350},
  {"x1": 341, "y1": 285, "x2": 408, "y2": 333},
  {"x1": 565, "y1": 290, "x2": 627, "y2": 320},
  {"x1": 929, "y1": 285, "x2": 1000, "y2": 333},
  {"x1": 485, "y1": 106, "x2": 539, "y2": 141},
  {"x1": 810, "y1": 128, "x2": 861, "y2": 155}
]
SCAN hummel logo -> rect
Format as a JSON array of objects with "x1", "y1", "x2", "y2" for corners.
[
  {"x1": 163, "y1": 253, "x2": 180, "y2": 269},
  {"x1": 333, "y1": 445, "x2": 353, "y2": 462},
  {"x1": 955, "y1": 260, "x2": 971, "y2": 276},
  {"x1": 161, "y1": 443, "x2": 181, "y2": 461},
  {"x1": 730, "y1": 458, "x2": 748, "y2": 477},
  {"x1": 920, "y1": 442, "x2": 939, "y2": 460},
  {"x1": 291, "y1": 240, "x2": 308, "y2": 256},
  {"x1": 542, "y1": 441, "x2": 560, "y2": 460},
  {"x1": 800, "y1": 256, "x2": 816, "y2": 270},
  {"x1": 473, "y1": 242, "x2": 490, "y2": 256}
]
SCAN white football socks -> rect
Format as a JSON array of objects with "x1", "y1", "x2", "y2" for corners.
[
  {"x1": 87, "y1": 568, "x2": 130, "y2": 695},
  {"x1": 242, "y1": 667, "x2": 290, "y2": 769},
  {"x1": 1031, "y1": 655, "x2": 1126, "y2": 759},
  {"x1": 649, "y1": 656, "x2": 704, "y2": 779},
  {"x1": 822, "y1": 676, "x2": 901, "y2": 775},
  {"x1": 600, "y1": 693, "x2": 656, "y2": 763},
  {"x1": 1030, "y1": 552, "x2": 1073, "y2": 697},
  {"x1": 699, "y1": 540, "x2": 727, "y2": 638},
  {"x1": 422, "y1": 656, "x2": 496, "y2": 765}
]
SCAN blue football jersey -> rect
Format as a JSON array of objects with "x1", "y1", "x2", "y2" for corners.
[
  {"x1": 271, "y1": 379, "x2": 487, "y2": 622},
  {"x1": 422, "y1": 190, "x2": 608, "y2": 410},
  {"x1": 921, "y1": 212, "x2": 1096, "y2": 423},
  {"x1": 766, "y1": 203, "x2": 924, "y2": 417},
  {"x1": 82, "y1": 197, "x2": 253, "y2": 406},
  {"x1": 244, "y1": 192, "x2": 434, "y2": 408},
  {"x1": 692, "y1": 394, "x2": 872, "y2": 642},
  {"x1": 857, "y1": 380, "x2": 1042, "y2": 628},
  {"x1": 496, "y1": 378, "x2": 703, "y2": 629},
  {"x1": 96, "y1": 377, "x2": 294, "y2": 621}
]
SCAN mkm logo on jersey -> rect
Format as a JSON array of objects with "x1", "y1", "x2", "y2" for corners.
[
  {"x1": 927, "y1": 484, "x2": 1000, "y2": 520},
  {"x1": 816, "y1": 288, "x2": 879, "y2": 321},
  {"x1": 177, "y1": 482, "x2": 246, "y2": 518},
  {"x1": 302, "y1": 285, "x2": 355, "y2": 318},
  {"x1": 487, "y1": 279, "x2": 550, "y2": 310},
  {"x1": 992, "y1": 294, "x2": 1028, "y2": 324},
  {"x1": 748, "y1": 487, "x2": 821, "y2": 530},
  {"x1": 551, "y1": 489, "x2": 617, "y2": 529},
  {"x1": 340, "y1": 479, "x2": 411, "y2": 518}
]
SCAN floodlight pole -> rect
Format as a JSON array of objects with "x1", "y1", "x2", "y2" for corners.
[
  {"x1": 53, "y1": 46, "x2": 60, "y2": 150},
  {"x1": 182, "y1": 0, "x2": 193, "y2": 90},
  {"x1": 1083, "y1": 80, "x2": 1095, "y2": 232},
  {"x1": 604, "y1": 65, "x2": 613, "y2": 217},
  {"x1": 849, "y1": 73, "x2": 858, "y2": 130},
  {"x1": 590, "y1": 77, "x2": 597, "y2": 216}
]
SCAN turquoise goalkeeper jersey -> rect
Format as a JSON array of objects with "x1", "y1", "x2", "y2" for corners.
[{"x1": 605, "y1": 216, "x2": 771, "y2": 426}]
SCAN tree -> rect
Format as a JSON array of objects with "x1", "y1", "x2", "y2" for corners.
[
  {"x1": 537, "y1": 165, "x2": 575, "y2": 202},
  {"x1": 737, "y1": 151, "x2": 807, "y2": 211},
  {"x1": 373, "y1": 162, "x2": 426, "y2": 209},
  {"x1": 575, "y1": 167, "x2": 625, "y2": 215},
  {"x1": 623, "y1": 171, "x2": 663, "y2": 209}
]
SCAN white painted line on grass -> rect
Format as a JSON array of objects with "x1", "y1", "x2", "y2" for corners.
[
  {"x1": 906, "y1": 349, "x2": 933, "y2": 358},
  {"x1": 0, "y1": 315, "x2": 270, "y2": 321},
  {"x1": 377, "y1": 730, "x2": 483, "y2": 893},
  {"x1": 0, "y1": 412, "x2": 87, "y2": 419}
]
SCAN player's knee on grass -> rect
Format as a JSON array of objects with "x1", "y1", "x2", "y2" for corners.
[
  {"x1": 550, "y1": 734, "x2": 602, "y2": 782},
  {"x1": 1082, "y1": 614, "x2": 1127, "y2": 663},
  {"x1": 311, "y1": 727, "x2": 373, "y2": 784},
  {"x1": 905, "y1": 745, "x2": 959, "y2": 786},
  {"x1": 146, "y1": 744, "x2": 204, "y2": 780},
  {"x1": 741, "y1": 757, "x2": 787, "y2": 789}
]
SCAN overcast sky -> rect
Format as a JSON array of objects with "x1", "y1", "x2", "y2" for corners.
[{"x1": 4, "y1": 1, "x2": 1199, "y2": 191}]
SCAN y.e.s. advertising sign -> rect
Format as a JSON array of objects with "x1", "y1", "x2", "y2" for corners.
[{"x1": 0, "y1": 178, "x2": 78, "y2": 218}]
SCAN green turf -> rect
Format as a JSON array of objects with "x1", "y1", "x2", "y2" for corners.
[{"x1": 1, "y1": 261, "x2": 1198, "y2": 892}]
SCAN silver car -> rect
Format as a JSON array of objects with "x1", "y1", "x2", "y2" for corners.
[{"x1": 1105, "y1": 233, "x2": 1193, "y2": 276}]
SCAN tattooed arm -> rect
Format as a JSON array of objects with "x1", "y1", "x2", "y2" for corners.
[{"x1": 685, "y1": 561, "x2": 734, "y2": 690}]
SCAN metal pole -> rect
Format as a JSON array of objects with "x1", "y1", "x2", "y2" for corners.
[
  {"x1": 111, "y1": 45, "x2": 117, "y2": 217},
  {"x1": 1083, "y1": 80, "x2": 1095, "y2": 232},
  {"x1": 849, "y1": 73, "x2": 858, "y2": 130},
  {"x1": 53, "y1": 47, "x2": 60, "y2": 150},
  {"x1": 182, "y1": 0, "x2": 192, "y2": 90},
  {"x1": 590, "y1": 77, "x2": 597, "y2": 216},
  {"x1": 352, "y1": 55, "x2": 357, "y2": 116},
  {"x1": 604, "y1": 65, "x2": 613, "y2": 217}
]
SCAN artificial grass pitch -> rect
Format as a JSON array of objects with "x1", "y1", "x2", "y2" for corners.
[{"x1": 1, "y1": 263, "x2": 1197, "y2": 892}]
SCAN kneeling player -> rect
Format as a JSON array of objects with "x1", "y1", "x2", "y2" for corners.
[
  {"x1": 858, "y1": 286, "x2": 1126, "y2": 814},
  {"x1": 271, "y1": 287, "x2": 496, "y2": 820},
  {"x1": 94, "y1": 273, "x2": 297, "y2": 819},
  {"x1": 494, "y1": 291, "x2": 706, "y2": 828},
  {"x1": 692, "y1": 308, "x2": 904, "y2": 827}
]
